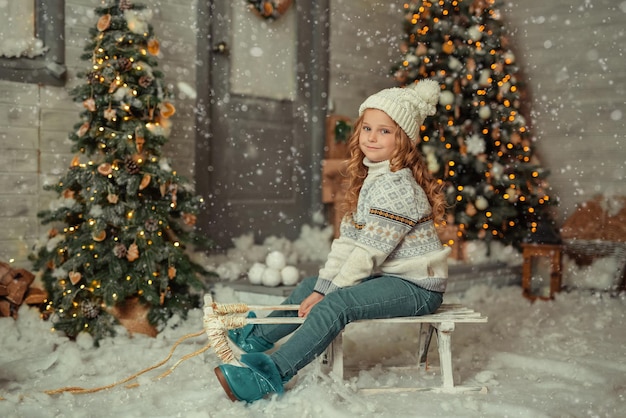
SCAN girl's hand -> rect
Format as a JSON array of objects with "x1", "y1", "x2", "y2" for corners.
[{"x1": 298, "y1": 292, "x2": 324, "y2": 317}]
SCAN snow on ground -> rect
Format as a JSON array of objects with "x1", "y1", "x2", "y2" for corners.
[
  {"x1": 1, "y1": 283, "x2": 624, "y2": 417},
  {"x1": 1, "y1": 230, "x2": 625, "y2": 417}
]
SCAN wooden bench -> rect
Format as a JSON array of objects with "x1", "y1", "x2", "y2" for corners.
[{"x1": 322, "y1": 304, "x2": 488, "y2": 394}]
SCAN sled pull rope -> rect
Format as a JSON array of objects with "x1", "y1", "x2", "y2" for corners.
[
  {"x1": 41, "y1": 329, "x2": 207, "y2": 397},
  {"x1": 0, "y1": 296, "x2": 298, "y2": 401}
]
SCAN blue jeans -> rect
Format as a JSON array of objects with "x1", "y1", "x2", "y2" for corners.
[{"x1": 251, "y1": 275, "x2": 443, "y2": 380}]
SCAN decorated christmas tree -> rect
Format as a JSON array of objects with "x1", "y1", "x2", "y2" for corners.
[
  {"x1": 392, "y1": 0, "x2": 556, "y2": 248},
  {"x1": 32, "y1": 0, "x2": 210, "y2": 343}
]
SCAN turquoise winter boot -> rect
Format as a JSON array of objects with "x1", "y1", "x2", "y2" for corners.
[
  {"x1": 227, "y1": 312, "x2": 274, "y2": 354},
  {"x1": 214, "y1": 352, "x2": 284, "y2": 403}
]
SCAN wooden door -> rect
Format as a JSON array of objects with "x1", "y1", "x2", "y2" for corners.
[{"x1": 195, "y1": 1, "x2": 329, "y2": 249}]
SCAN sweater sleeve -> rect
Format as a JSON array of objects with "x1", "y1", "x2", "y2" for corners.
[
  {"x1": 314, "y1": 219, "x2": 357, "y2": 294},
  {"x1": 315, "y1": 174, "x2": 428, "y2": 293}
]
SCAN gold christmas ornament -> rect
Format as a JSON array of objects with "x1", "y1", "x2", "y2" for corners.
[
  {"x1": 76, "y1": 122, "x2": 90, "y2": 137},
  {"x1": 62, "y1": 189, "x2": 75, "y2": 199},
  {"x1": 159, "y1": 101, "x2": 176, "y2": 118},
  {"x1": 97, "y1": 162, "x2": 113, "y2": 176},
  {"x1": 70, "y1": 155, "x2": 81, "y2": 167},
  {"x1": 108, "y1": 81, "x2": 118, "y2": 93},
  {"x1": 83, "y1": 98, "x2": 96, "y2": 112},
  {"x1": 107, "y1": 194, "x2": 119, "y2": 204},
  {"x1": 68, "y1": 271, "x2": 82, "y2": 285},
  {"x1": 104, "y1": 106, "x2": 117, "y2": 120},
  {"x1": 139, "y1": 174, "x2": 151, "y2": 190},
  {"x1": 135, "y1": 135, "x2": 145, "y2": 153},
  {"x1": 126, "y1": 243, "x2": 139, "y2": 262},
  {"x1": 466, "y1": 58, "x2": 476, "y2": 74},
  {"x1": 248, "y1": 0, "x2": 293, "y2": 19},
  {"x1": 182, "y1": 212, "x2": 197, "y2": 226},
  {"x1": 92, "y1": 230, "x2": 106, "y2": 242},
  {"x1": 97, "y1": 14, "x2": 111, "y2": 31},
  {"x1": 465, "y1": 203, "x2": 478, "y2": 217},
  {"x1": 147, "y1": 38, "x2": 160, "y2": 55},
  {"x1": 168, "y1": 266, "x2": 176, "y2": 279}
]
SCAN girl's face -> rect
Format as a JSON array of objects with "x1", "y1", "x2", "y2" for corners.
[{"x1": 359, "y1": 109, "x2": 398, "y2": 162}]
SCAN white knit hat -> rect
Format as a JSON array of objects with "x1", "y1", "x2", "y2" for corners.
[{"x1": 358, "y1": 79, "x2": 440, "y2": 141}]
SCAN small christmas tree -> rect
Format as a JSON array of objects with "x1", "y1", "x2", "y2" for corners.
[
  {"x1": 392, "y1": 0, "x2": 556, "y2": 248},
  {"x1": 32, "y1": 0, "x2": 210, "y2": 343}
]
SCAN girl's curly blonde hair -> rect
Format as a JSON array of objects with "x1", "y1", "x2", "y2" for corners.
[{"x1": 341, "y1": 115, "x2": 447, "y2": 224}]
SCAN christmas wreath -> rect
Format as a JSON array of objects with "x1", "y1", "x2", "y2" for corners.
[{"x1": 247, "y1": 0, "x2": 293, "y2": 20}]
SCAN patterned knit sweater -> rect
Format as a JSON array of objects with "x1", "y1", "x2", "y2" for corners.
[{"x1": 314, "y1": 158, "x2": 451, "y2": 295}]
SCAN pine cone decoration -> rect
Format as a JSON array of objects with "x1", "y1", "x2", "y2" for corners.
[
  {"x1": 87, "y1": 71, "x2": 100, "y2": 84},
  {"x1": 145, "y1": 218, "x2": 159, "y2": 232},
  {"x1": 81, "y1": 299, "x2": 101, "y2": 319},
  {"x1": 125, "y1": 157, "x2": 140, "y2": 174},
  {"x1": 113, "y1": 243, "x2": 127, "y2": 258},
  {"x1": 119, "y1": 0, "x2": 132, "y2": 11},
  {"x1": 138, "y1": 75, "x2": 153, "y2": 88},
  {"x1": 116, "y1": 57, "x2": 132, "y2": 72}
]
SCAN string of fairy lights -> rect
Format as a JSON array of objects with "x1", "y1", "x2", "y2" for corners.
[
  {"x1": 35, "y1": 2, "x2": 205, "y2": 341},
  {"x1": 395, "y1": 0, "x2": 554, "y2": 246}
]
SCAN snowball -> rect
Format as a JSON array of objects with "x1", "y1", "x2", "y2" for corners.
[
  {"x1": 478, "y1": 105, "x2": 491, "y2": 120},
  {"x1": 261, "y1": 268, "x2": 282, "y2": 287},
  {"x1": 505, "y1": 187, "x2": 517, "y2": 201},
  {"x1": 280, "y1": 266, "x2": 300, "y2": 286},
  {"x1": 426, "y1": 153, "x2": 440, "y2": 173},
  {"x1": 467, "y1": 25, "x2": 483, "y2": 41},
  {"x1": 475, "y1": 196, "x2": 489, "y2": 211},
  {"x1": 439, "y1": 90, "x2": 455, "y2": 106},
  {"x1": 448, "y1": 56, "x2": 462, "y2": 70},
  {"x1": 247, "y1": 262, "x2": 266, "y2": 285},
  {"x1": 265, "y1": 251, "x2": 287, "y2": 270},
  {"x1": 479, "y1": 69, "x2": 491, "y2": 86},
  {"x1": 503, "y1": 51, "x2": 515, "y2": 64},
  {"x1": 490, "y1": 162, "x2": 504, "y2": 179}
]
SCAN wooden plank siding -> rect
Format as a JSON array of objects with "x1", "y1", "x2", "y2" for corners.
[
  {"x1": 0, "y1": 0, "x2": 624, "y2": 266},
  {"x1": 0, "y1": 0, "x2": 199, "y2": 265}
]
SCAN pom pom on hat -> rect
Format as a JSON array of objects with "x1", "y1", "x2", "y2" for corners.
[{"x1": 358, "y1": 79, "x2": 440, "y2": 141}]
